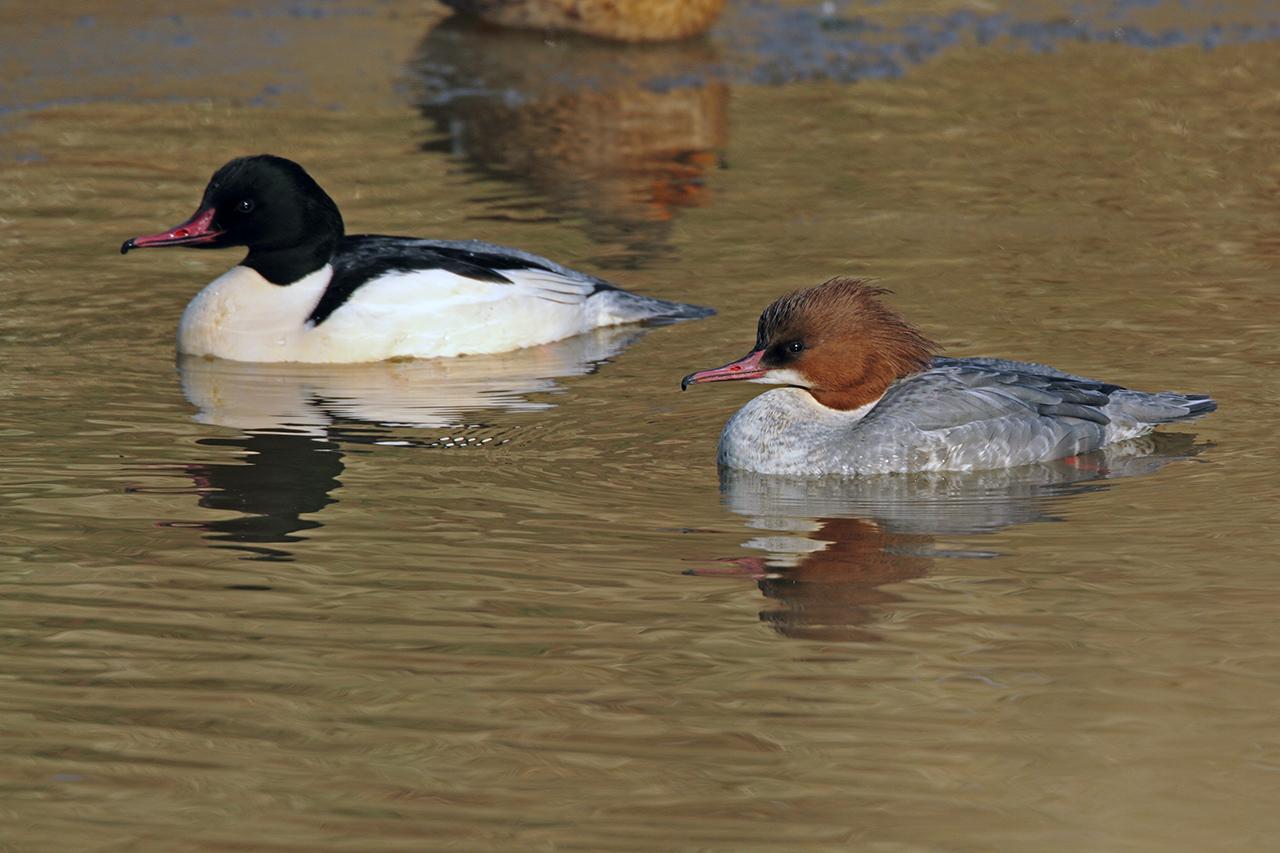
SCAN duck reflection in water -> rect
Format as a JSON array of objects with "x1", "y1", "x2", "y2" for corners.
[
  {"x1": 169, "y1": 432, "x2": 344, "y2": 561},
  {"x1": 708, "y1": 434, "x2": 1207, "y2": 641},
  {"x1": 410, "y1": 17, "x2": 728, "y2": 264},
  {"x1": 149, "y1": 327, "x2": 646, "y2": 560}
]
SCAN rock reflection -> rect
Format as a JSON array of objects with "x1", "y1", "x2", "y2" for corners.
[
  {"x1": 436, "y1": 0, "x2": 726, "y2": 42},
  {"x1": 149, "y1": 327, "x2": 645, "y2": 560},
  {"x1": 410, "y1": 18, "x2": 728, "y2": 264},
  {"x1": 712, "y1": 435, "x2": 1207, "y2": 641}
]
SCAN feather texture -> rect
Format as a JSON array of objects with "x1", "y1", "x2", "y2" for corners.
[{"x1": 717, "y1": 356, "x2": 1216, "y2": 476}]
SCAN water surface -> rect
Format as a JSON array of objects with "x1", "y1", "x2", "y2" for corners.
[{"x1": 3, "y1": 1, "x2": 1279, "y2": 849}]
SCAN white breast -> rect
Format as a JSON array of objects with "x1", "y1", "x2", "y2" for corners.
[
  {"x1": 717, "y1": 388, "x2": 879, "y2": 476},
  {"x1": 178, "y1": 266, "x2": 331, "y2": 362},
  {"x1": 176, "y1": 264, "x2": 610, "y2": 363}
]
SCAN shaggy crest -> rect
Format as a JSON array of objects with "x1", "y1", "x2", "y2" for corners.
[
  {"x1": 758, "y1": 276, "x2": 936, "y2": 371},
  {"x1": 750, "y1": 277, "x2": 938, "y2": 410}
]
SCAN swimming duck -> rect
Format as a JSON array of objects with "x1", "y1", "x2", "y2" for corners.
[
  {"x1": 121, "y1": 155, "x2": 711, "y2": 363},
  {"x1": 436, "y1": 0, "x2": 726, "y2": 42},
  {"x1": 681, "y1": 277, "x2": 1215, "y2": 476}
]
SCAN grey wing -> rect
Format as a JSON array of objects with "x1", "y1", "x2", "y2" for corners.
[
  {"x1": 934, "y1": 357, "x2": 1214, "y2": 424},
  {"x1": 932, "y1": 355, "x2": 1103, "y2": 383},
  {"x1": 849, "y1": 364, "x2": 1116, "y2": 471}
]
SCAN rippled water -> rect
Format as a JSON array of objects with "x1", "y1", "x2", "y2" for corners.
[{"x1": 3, "y1": 1, "x2": 1279, "y2": 849}]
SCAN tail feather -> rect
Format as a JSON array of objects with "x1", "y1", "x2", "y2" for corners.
[
  {"x1": 1181, "y1": 394, "x2": 1217, "y2": 417},
  {"x1": 1112, "y1": 390, "x2": 1217, "y2": 424},
  {"x1": 594, "y1": 289, "x2": 715, "y2": 325}
]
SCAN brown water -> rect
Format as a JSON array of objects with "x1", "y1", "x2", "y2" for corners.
[{"x1": 3, "y1": 1, "x2": 1280, "y2": 850}]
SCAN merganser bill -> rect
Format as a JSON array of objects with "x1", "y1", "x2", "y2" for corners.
[
  {"x1": 121, "y1": 155, "x2": 712, "y2": 363},
  {"x1": 681, "y1": 278, "x2": 1216, "y2": 476}
]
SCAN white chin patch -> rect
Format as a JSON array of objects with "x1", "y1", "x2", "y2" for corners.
[{"x1": 748, "y1": 368, "x2": 809, "y2": 387}]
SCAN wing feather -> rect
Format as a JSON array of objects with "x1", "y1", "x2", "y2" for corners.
[
  {"x1": 863, "y1": 362, "x2": 1117, "y2": 435},
  {"x1": 311, "y1": 235, "x2": 616, "y2": 325}
]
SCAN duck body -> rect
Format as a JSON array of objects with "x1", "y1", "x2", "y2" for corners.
[
  {"x1": 124, "y1": 155, "x2": 711, "y2": 364},
  {"x1": 177, "y1": 235, "x2": 701, "y2": 363},
  {"x1": 683, "y1": 278, "x2": 1215, "y2": 477},
  {"x1": 717, "y1": 356, "x2": 1215, "y2": 476}
]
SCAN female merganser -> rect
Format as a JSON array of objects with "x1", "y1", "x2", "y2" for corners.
[
  {"x1": 121, "y1": 155, "x2": 711, "y2": 363},
  {"x1": 681, "y1": 277, "x2": 1216, "y2": 476}
]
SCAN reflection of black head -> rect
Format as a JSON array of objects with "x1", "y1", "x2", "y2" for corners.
[{"x1": 185, "y1": 432, "x2": 345, "y2": 560}]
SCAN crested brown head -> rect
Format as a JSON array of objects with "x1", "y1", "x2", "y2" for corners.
[{"x1": 752, "y1": 277, "x2": 937, "y2": 410}]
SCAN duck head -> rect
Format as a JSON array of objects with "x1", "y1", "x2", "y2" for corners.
[
  {"x1": 682, "y1": 277, "x2": 937, "y2": 410},
  {"x1": 121, "y1": 155, "x2": 345, "y2": 285}
]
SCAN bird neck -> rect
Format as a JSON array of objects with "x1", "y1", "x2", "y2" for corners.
[{"x1": 243, "y1": 234, "x2": 339, "y2": 285}]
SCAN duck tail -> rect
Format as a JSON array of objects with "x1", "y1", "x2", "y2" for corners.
[
  {"x1": 594, "y1": 288, "x2": 716, "y2": 325},
  {"x1": 1114, "y1": 391, "x2": 1217, "y2": 425}
]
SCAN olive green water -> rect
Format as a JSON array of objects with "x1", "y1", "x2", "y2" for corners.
[{"x1": 3, "y1": 2, "x2": 1279, "y2": 850}]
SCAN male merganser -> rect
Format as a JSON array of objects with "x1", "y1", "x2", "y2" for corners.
[
  {"x1": 121, "y1": 155, "x2": 711, "y2": 363},
  {"x1": 681, "y1": 277, "x2": 1216, "y2": 476}
]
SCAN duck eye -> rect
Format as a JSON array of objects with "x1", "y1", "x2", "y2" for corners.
[
  {"x1": 236, "y1": 199, "x2": 255, "y2": 214},
  {"x1": 786, "y1": 340, "x2": 804, "y2": 354}
]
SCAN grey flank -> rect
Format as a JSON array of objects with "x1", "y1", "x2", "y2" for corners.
[{"x1": 718, "y1": 356, "x2": 1215, "y2": 476}]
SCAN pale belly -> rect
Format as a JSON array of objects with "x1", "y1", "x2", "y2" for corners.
[
  {"x1": 177, "y1": 265, "x2": 602, "y2": 363},
  {"x1": 715, "y1": 388, "x2": 1152, "y2": 476}
]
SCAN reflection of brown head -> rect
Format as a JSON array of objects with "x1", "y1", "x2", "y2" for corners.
[
  {"x1": 756, "y1": 517, "x2": 931, "y2": 642},
  {"x1": 711, "y1": 434, "x2": 1210, "y2": 643},
  {"x1": 438, "y1": 0, "x2": 726, "y2": 42}
]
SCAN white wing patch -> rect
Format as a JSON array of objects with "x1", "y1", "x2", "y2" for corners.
[{"x1": 497, "y1": 268, "x2": 604, "y2": 305}]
